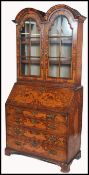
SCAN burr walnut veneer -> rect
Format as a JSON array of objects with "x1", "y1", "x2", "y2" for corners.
[{"x1": 5, "y1": 4, "x2": 86, "y2": 172}]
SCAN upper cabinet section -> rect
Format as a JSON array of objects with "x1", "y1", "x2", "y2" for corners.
[{"x1": 13, "y1": 5, "x2": 86, "y2": 86}]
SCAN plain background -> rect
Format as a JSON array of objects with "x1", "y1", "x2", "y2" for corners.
[{"x1": 1, "y1": 1, "x2": 88, "y2": 174}]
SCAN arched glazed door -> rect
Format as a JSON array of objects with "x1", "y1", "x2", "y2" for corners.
[
  {"x1": 20, "y1": 19, "x2": 40, "y2": 76},
  {"x1": 16, "y1": 8, "x2": 44, "y2": 81},
  {"x1": 46, "y1": 15, "x2": 73, "y2": 81},
  {"x1": 48, "y1": 15, "x2": 72, "y2": 78},
  {"x1": 44, "y1": 7, "x2": 79, "y2": 84}
]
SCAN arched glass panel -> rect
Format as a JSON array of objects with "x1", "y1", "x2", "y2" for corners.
[
  {"x1": 49, "y1": 15, "x2": 72, "y2": 78},
  {"x1": 20, "y1": 19, "x2": 40, "y2": 76}
]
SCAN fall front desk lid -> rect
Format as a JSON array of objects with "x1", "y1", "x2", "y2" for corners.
[{"x1": 6, "y1": 83, "x2": 76, "y2": 113}]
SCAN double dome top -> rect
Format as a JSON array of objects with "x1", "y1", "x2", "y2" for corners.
[{"x1": 14, "y1": 4, "x2": 86, "y2": 24}]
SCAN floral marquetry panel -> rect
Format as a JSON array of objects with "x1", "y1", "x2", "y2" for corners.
[{"x1": 6, "y1": 83, "x2": 74, "y2": 112}]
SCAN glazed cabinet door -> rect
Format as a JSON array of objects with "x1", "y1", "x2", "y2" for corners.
[
  {"x1": 17, "y1": 17, "x2": 44, "y2": 81},
  {"x1": 44, "y1": 10, "x2": 78, "y2": 84}
]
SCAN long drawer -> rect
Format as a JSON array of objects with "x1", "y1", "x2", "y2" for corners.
[
  {"x1": 6, "y1": 105, "x2": 67, "y2": 135},
  {"x1": 7, "y1": 124, "x2": 67, "y2": 148},
  {"x1": 7, "y1": 135, "x2": 67, "y2": 162}
]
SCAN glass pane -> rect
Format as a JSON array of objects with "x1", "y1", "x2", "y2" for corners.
[
  {"x1": 20, "y1": 20, "x2": 30, "y2": 39},
  {"x1": 31, "y1": 38, "x2": 40, "y2": 57},
  {"x1": 49, "y1": 65, "x2": 59, "y2": 77},
  {"x1": 21, "y1": 63, "x2": 29, "y2": 75},
  {"x1": 49, "y1": 38, "x2": 60, "y2": 58},
  {"x1": 21, "y1": 44, "x2": 29, "y2": 58},
  {"x1": 61, "y1": 38, "x2": 72, "y2": 58},
  {"x1": 49, "y1": 16, "x2": 61, "y2": 36},
  {"x1": 25, "y1": 21, "x2": 30, "y2": 34},
  {"x1": 49, "y1": 15, "x2": 72, "y2": 37},
  {"x1": 60, "y1": 65, "x2": 71, "y2": 78},
  {"x1": 61, "y1": 16, "x2": 72, "y2": 36},
  {"x1": 21, "y1": 36, "x2": 29, "y2": 43},
  {"x1": 30, "y1": 64, "x2": 40, "y2": 76},
  {"x1": 31, "y1": 20, "x2": 40, "y2": 37}
]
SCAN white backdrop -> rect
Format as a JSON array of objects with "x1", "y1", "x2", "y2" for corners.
[{"x1": 1, "y1": 1, "x2": 88, "y2": 174}]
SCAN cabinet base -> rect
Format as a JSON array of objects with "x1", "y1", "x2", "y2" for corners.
[
  {"x1": 60, "y1": 163, "x2": 70, "y2": 173},
  {"x1": 5, "y1": 147, "x2": 81, "y2": 173}
]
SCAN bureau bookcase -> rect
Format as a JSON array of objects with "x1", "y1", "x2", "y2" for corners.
[{"x1": 5, "y1": 4, "x2": 86, "y2": 172}]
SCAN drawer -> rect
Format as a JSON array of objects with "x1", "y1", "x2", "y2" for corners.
[
  {"x1": 6, "y1": 106, "x2": 47, "y2": 120},
  {"x1": 7, "y1": 124, "x2": 67, "y2": 148},
  {"x1": 6, "y1": 105, "x2": 67, "y2": 135},
  {"x1": 7, "y1": 135, "x2": 66, "y2": 162}
]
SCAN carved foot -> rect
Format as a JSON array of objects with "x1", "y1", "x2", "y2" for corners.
[
  {"x1": 75, "y1": 151, "x2": 81, "y2": 160},
  {"x1": 60, "y1": 163, "x2": 70, "y2": 173},
  {"x1": 5, "y1": 148, "x2": 12, "y2": 156}
]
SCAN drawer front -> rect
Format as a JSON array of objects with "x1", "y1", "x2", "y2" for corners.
[
  {"x1": 6, "y1": 106, "x2": 67, "y2": 135},
  {"x1": 7, "y1": 135, "x2": 66, "y2": 162},
  {"x1": 7, "y1": 124, "x2": 67, "y2": 148}
]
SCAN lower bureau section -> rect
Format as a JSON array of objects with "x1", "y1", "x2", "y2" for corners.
[{"x1": 6, "y1": 135, "x2": 67, "y2": 162}]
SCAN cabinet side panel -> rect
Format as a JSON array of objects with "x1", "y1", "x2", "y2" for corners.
[
  {"x1": 67, "y1": 87, "x2": 83, "y2": 162},
  {"x1": 76, "y1": 22, "x2": 83, "y2": 85}
]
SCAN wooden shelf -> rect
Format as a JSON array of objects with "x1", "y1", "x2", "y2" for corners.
[
  {"x1": 49, "y1": 41, "x2": 72, "y2": 45},
  {"x1": 49, "y1": 35, "x2": 72, "y2": 38},
  {"x1": 21, "y1": 59, "x2": 40, "y2": 64},
  {"x1": 49, "y1": 59, "x2": 71, "y2": 65},
  {"x1": 21, "y1": 40, "x2": 40, "y2": 45}
]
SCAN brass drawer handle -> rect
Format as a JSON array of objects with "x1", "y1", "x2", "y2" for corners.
[
  {"x1": 14, "y1": 128, "x2": 22, "y2": 135},
  {"x1": 48, "y1": 150, "x2": 56, "y2": 155},
  {"x1": 16, "y1": 108, "x2": 22, "y2": 114},
  {"x1": 30, "y1": 140, "x2": 38, "y2": 147},
  {"x1": 15, "y1": 141, "x2": 21, "y2": 146},
  {"x1": 48, "y1": 136, "x2": 57, "y2": 142},
  {"x1": 15, "y1": 118, "x2": 21, "y2": 124},
  {"x1": 31, "y1": 118, "x2": 37, "y2": 124},
  {"x1": 47, "y1": 115, "x2": 55, "y2": 120},
  {"x1": 32, "y1": 111, "x2": 37, "y2": 115},
  {"x1": 48, "y1": 125, "x2": 55, "y2": 129}
]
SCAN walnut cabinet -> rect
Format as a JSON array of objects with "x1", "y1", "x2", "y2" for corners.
[{"x1": 5, "y1": 4, "x2": 86, "y2": 173}]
